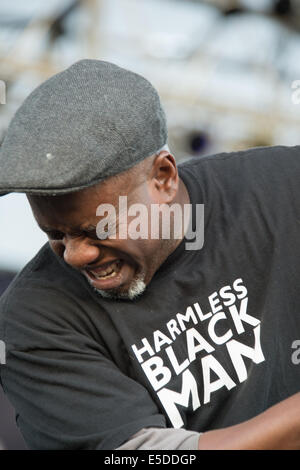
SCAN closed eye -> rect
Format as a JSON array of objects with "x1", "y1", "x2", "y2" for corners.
[
  {"x1": 45, "y1": 229, "x2": 99, "y2": 241},
  {"x1": 45, "y1": 230, "x2": 65, "y2": 240}
]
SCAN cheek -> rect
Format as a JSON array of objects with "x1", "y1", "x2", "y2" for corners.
[
  {"x1": 114, "y1": 239, "x2": 150, "y2": 270},
  {"x1": 135, "y1": 239, "x2": 162, "y2": 266}
]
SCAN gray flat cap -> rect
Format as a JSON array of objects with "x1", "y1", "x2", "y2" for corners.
[{"x1": 0, "y1": 59, "x2": 167, "y2": 196}]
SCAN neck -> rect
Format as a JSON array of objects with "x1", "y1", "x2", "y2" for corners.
[
  {"x1": 177, "y1": 176, "x2": 190, "y2": 207},
  {"x1": 167, "y1": 176, "x2": 191, "y2": 253}
]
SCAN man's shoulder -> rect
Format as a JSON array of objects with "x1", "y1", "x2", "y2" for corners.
[
  {"x1": 1, "y1": 242, "x2": 67, "y2": 295},
  {"x1": 0, "y1": 242, "x2": 90, "y2": 329},
  {"x1": 178, "y1": 145, "x2": 300, "y2": 172},
  {"x1": 178, "y1": 145, "x2": 300, "y2": 196}
]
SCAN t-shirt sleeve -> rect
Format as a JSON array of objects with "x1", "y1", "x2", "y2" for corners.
[
  {"x1": 115, "y1": 427, "x2": 201, "y2": 450},
  {"x1": 0, "y1": 284, "x2": 166, "y2": 450}
]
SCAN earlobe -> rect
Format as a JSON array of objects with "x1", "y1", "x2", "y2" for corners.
[{"x1": 150, "y1": 176, "x2": 178, "y2": 205}]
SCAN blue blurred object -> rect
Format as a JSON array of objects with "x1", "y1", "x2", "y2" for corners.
[{"x1": 189, "y1": 131, "x2": 210, "y2": 155}]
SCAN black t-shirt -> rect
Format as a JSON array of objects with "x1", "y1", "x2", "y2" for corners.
[{"x1": 0, "y1": 145, "x2": 300, "y2": 450}]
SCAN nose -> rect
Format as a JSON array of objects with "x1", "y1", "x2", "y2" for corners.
[{"x1": 63, "y1": 236, "x2": 100, "y2": 270}]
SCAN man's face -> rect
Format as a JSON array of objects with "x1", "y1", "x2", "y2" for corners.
[{"x1": 27, "y1": 154, "x2": 181, "y2": 300}]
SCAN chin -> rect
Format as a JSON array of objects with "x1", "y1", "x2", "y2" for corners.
[{"x1": 88, "y1": 274, "x2": 147, "y2": 301}]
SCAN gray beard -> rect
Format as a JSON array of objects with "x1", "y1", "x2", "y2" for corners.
[{"x1": 86, "y1": 273, "x2": 147, "y2": 300}]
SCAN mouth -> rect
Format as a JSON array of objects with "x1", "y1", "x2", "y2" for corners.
[{"x1": 83, "y1": 258, "x2": 135, "y2": 290}]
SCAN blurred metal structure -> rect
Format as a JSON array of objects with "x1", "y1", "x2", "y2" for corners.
[{"x1": 1, "y1": 0, "x2": 300, "y2": 162}]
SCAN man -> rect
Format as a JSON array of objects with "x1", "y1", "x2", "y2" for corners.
[{"x1": 0, "y1": 59, "x2": 299, "y2": 450}]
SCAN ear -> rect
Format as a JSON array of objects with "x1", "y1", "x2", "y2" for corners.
[{"x1": 147, "y1": 151, "x2": 179, "y2": 203}]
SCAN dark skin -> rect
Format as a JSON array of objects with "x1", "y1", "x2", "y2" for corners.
[
  {"x1": 27, "y1": 150, "x2": 300, "y2": 449},
  {"x1": 27, "y1": 151, "x2": 190, "y2": 297},
  {"x1": 198, "y1": 392, "x2": 300, "y2": 450}
]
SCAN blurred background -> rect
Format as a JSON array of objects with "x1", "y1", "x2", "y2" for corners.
[{"x1": 1, "y1": 0, "x2": 300, "y2": 449}]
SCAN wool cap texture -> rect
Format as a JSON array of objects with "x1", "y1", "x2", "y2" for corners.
[{"x1": 0, "y1": 59, "x2": 167, "y2": 196}]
